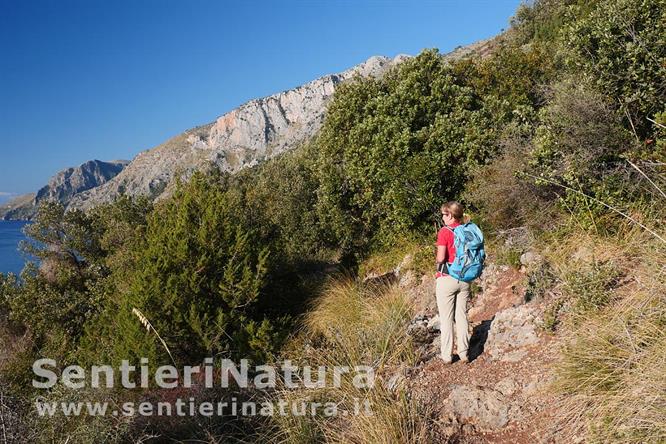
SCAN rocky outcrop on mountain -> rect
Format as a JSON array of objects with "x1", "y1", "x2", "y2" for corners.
[
  {"x1": 68, "y1": 55, "x2": 409, "y2": 210},
  {"x1": 0, "y1": 193, "x2": 36, "y2": 220},
  {"x1": 36, "y1": 159, "x2": 128, "y2": 203},
  {"x1": 444, "y1": 37, "x2": 495, "y2": 60},
  {"x1": 0, "y1": 160, "x2": 129, "y2": 220}
]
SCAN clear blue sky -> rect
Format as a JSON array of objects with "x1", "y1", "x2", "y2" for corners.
[{"x1": 0, "y1": 0, "x2": 521, "y2": 198}]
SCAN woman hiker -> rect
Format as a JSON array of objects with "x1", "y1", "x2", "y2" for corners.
[{"x1": 435, "y1": 201, "x2": 471, "y2": 364}]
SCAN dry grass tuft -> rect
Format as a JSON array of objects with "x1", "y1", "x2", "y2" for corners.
[
  {"x1": 264, "y1": 276, "x2": 435, "y2": 443},
  {"x1": 552, "y1": 222, "x2": 666, "y2": 443}
]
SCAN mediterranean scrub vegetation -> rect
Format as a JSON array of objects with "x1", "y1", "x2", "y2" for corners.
[{"x1": 1, "y1": 0, "x2": 665, "y2": 442}]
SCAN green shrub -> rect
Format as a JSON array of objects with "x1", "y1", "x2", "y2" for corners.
[
  {"x1": 509, "y1": 0, "x2": 599, "y2": 45},
  {"x1": 357, "y1": 233, "x2": 432, "y2": 278},
  {"x1": 464, "y1": 138, "x2": 563, "y2": 232},
  {"x1": 562, "y1": 260, "x2": 621, "y2": 313},
  {"x1": 235, "y1": 144, "x2": 324, "y2": 263},
  {"x1": 313, "y1": 49, "x2": 517, "y2": 255},
  {"x1": 524, "y1": 262, "x2": 557, "y2": 303},
  {"x1": 82, "y1": 172, "x2": 280, "y2": 367},
  {"x1": 4, "y1": 203, "x2": 107, "y2": 350},
  {"x1": 526, "y1": 78, "x2": 640, "y2": 229},
  {"x1": 563, "y1": 0, "x2": 666, "y2": 137},
  {"x1": 542, "y1": 297, "x2": 566, "y2": 332},
  {"x1": 458, "y1": 38, "x2": 557, "y2": 115}
]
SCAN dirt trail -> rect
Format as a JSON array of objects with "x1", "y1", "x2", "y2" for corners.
[{"x1": 405, "y1": 265, "x2": 563, "y2": 443}]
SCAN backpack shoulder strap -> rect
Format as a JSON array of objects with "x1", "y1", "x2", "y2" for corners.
[{"x1": 444, "y1": 225, "x2": 455, "y2": 233}]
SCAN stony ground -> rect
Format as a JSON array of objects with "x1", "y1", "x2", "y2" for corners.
[{"x1": 396, "y1": 259, "x2": 565, "y2": 443}]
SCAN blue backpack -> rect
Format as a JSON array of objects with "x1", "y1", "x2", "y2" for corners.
[{"x1": 446, "y1": 222, "x2": 485, "y2": 282}]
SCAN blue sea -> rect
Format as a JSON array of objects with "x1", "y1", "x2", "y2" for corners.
[{"x1": 0, "y1": 220, "x2": 31, "y2": 276}]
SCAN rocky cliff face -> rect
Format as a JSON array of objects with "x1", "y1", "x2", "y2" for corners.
[
  {"x1": 35, "y1": 159, "x2": 129, "y2": 203},
  {"x1": 1, "y1": 160, "x2": 129, "y2": 220},
  {"x1": 0, "y1": 193, "x2": 36, "y2": 220},
  {"x1": 68, "y1": 55, "x2": 410, "y2": 210}
]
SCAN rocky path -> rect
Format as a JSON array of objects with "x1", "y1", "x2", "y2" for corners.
[{"x1": 401, "y1": 262, "x2": 563, "y2": 443}]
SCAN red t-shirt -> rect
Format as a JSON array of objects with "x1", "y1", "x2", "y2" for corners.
[{"x1": 435, "y1": 222, "x2": 460, "y2": 277}]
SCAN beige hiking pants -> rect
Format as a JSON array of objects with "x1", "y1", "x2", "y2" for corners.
[{"x1": 435, "y1": 275, "x2": 471, "y2": 361}]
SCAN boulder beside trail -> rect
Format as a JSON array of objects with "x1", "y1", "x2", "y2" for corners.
[
  {"x1": 486, "y1": 304, "x2": 541, "y2": 362},
  {"x1": 444, "y1": 384, "x2": 524, "y2": 431}
]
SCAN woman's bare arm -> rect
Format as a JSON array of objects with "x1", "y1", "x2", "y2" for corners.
[{"x1": 436, "y1": 245, "x2": 446, "y2": 264}]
